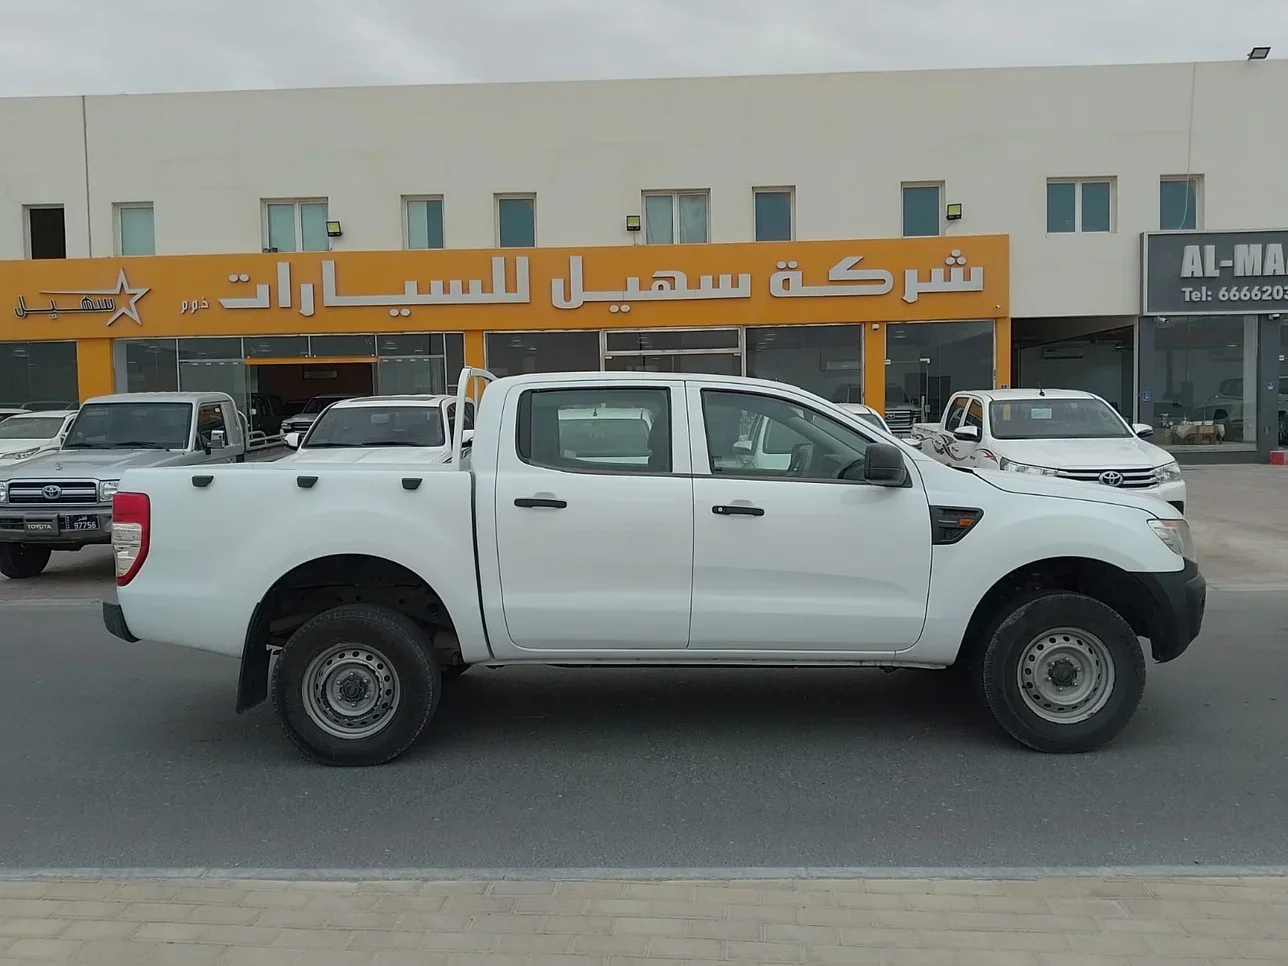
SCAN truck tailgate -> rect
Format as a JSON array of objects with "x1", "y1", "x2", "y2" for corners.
[{"x1": 113, "y1": 462, "x2": 479, "y2": 659}]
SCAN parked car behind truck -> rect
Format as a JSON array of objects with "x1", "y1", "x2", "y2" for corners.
[
  {"x1": 912, "y1": 389, "x2": 1186, "y2": 513},
  {"x1": 105, "y1": 369, "x2": 1204, "y2": 766},
  {"x1": 0, "y1": 392, "x2": 246, "y2": 579}
]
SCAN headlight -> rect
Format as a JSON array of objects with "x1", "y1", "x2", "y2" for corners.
[
  {"x1": 1149, "y1": 517, "x2": 1196, "y2": 561},
  {"x1": 998, "y1": 456, "x2": 1059, "y2": 476},
  {"x1": 99, "y1": 480, "x2": 120, "y2": 502},
  {"x1": 3, "y1": 447, "x2": 41, "y2": 462},
  {"x1": 1154, "y1": 460, "x2": 1183, "y2": 483},
  {"x1": 0, "y1": 481, "x2": 7, "y2": 503}
]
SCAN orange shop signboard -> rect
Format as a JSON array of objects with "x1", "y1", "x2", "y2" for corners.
[{"x1": 2, "y1": 236, "x2": 1009, "y2": 341}]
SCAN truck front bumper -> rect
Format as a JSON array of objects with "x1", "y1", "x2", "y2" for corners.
[
  {"x1": 1134, "y1": 559, "x2": 1206, "y2": 663},
  {"x1": 102, "y1": 601, "x2": 139, "y2": 643},
  {"x1": 0, "y1": 508, "x2": 111, "y2": 546}
]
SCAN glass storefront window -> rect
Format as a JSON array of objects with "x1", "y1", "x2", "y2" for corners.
[
  {"x1": 0, "y1": 341, "x2": 79, "y2": 408},
  {"x1": 116, "y1": 339, "x2": 179, "y2": 394},
  {"x1": 746, "y1": 324, "x2": 863, "y2": 403},
  {"x1": 310, "y1": 335, "x2": 376, "y2": 358},
  {"x1": 1279, "y1": 321, "x2": 1288, "y2": 447},
  {"x1": 605, "y1": 329, "x2": 739, "y2": 352},
  {"x1": 245, "y1": 336, "x2": 310, "y2": 359},
  {"x1": 1150, "y1": 315, "x2": 1256, "y2": 447},
  {"x1": 178, "y1": 338, "x2": 243, "y2": 361},
  {"x1": 485, "y1": 331, "x2": 600, "y2": 376},
  {"x1": 604, "y1": 353, "x2": 741, "y2": 375},
  {"x1": 884, "y1": 321, "x2": 994, "y2": 429}
]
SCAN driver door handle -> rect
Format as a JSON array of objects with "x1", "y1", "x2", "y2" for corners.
[
  {"x1": 712, "y1": 504, "x2": 764, "y2": 517},
  {"x1": 515, "y1": 497, "x2": 567, "y2": 509}
]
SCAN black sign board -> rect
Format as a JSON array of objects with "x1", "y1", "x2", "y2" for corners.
[{"x1": 1141, "y1": 230, "x2": 1288, "y2": 316}]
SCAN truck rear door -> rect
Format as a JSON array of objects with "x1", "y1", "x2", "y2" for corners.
[
  {"x1": 488, "y1": 379, "x2": 695, "y2": 651},
  {"x1": 685, "y1": 383, "x2": 932, "y2": 652}
]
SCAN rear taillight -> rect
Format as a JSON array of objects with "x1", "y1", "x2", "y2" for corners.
[{"x1": 112, "y1": 491, "x2": 150, "y2": 586}]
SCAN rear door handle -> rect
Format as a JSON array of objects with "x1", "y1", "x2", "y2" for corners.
[
  {"x1": 712, "y1": 504, "x2": 764, "y2": 517},
  {"x1": 515, "y1": 497, "x2": 567, "y2": 509}
]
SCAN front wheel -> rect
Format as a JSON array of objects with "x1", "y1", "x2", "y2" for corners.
[
  {"x1": 0, "y1": 544, "x2": 52, "y2": 579},
  {"x1": 270, "y1": 603, "x2": 441, "y2": 766},
  {"x1": 978, "y1": 592, "x2": 1145, "y2": 753}
]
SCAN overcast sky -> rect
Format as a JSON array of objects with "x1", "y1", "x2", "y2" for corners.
[{"x1": 0, "y1": 0, "x2": 1283, "y2": 97}]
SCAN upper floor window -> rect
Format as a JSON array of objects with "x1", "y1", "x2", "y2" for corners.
[
  {"x1": 1046, "y1": 179, "x2": 1113, "y2": 233},
  {"x1": 753, "y1": 188, "x2": 793, "y2": 242},
  {"x1": 24, "y1": 205, "x2": 66, "y2": 259},
  {"x1": 404, "y1": 196, "x2": 444, "y2": 250},
  {"x1": 496, "y1": 194, "x2": 536, "y2": 248},
  {"x1": 1160, "y1": 176, "x2": 1201, "y2": 231},
  {"x1": 115, "y1": 204, "x2": 156, "y2": 256},
  {"x1": 263, "y1": 199, "x2": 329, "y2": 252},
  {"x1": 901, "y1": 183, "x2": 941, "y2": 238},
  {"x1": 644, "y1": 191, "x2": 709, "y2": 244}
]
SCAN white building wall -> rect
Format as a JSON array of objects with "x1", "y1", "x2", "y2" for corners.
[{"x1": 2, "y1": 60, "x2": 1287, "y2": 318}]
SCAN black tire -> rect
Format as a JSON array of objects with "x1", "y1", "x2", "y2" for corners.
[
  {"x1": 0, "y1": 544, "x2": 52, "y2": 579},
  {"x1": 978, "y1": 592, "x2": 1145, "y2": 753},
  {"x1": 270, "y1": 603, "x2": 440, "y2": 766},
  {"x1": 440, "y1": 664, "x2": 471, "y2": 680}
]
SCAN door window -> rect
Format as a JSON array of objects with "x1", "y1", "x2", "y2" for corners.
[
  {"x1": 943, "y1": 395, "x2": 970, "y2": 429},
  {"x1": 197, "y1": 403, "x2": 225, "y2": 438},
  {"x1": 701, "y1": 389, "x2": 871, "y2": 482},
  {"x1": 963, "y1": 398, "x2": 984, "y2": 431},
  {"x1": 517, "y1": 387, "x2": 672, "y2": 474}
]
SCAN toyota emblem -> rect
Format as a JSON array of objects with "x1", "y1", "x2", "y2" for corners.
[
  {"x1": 42, "y1": 485, "x2": 62, "y2": 500},
  {"x1": 1097, "y1": 471, "x2": 1124, "y2": 487}
]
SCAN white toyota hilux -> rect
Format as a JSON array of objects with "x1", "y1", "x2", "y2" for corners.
[
  {"x1": 912, "y1": 389, "x2": 1187, "y2": 514},
  {"x1": 103, "y1": 369, "x2": 1205, "y2": 766}
]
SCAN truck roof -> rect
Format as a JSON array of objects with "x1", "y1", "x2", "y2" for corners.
[
  {"x1": 328, "y1": 395, "x2": 454, "y2": 409},
  {"x1": 964, "y1": 389, "x2": 1099, "y2": 401},
  {"x1": 83, "y1": 391, "x2": 233, "y2": 406},
  {"x1": 491, "y1": 370, "x2": 811, "y2": 393}
]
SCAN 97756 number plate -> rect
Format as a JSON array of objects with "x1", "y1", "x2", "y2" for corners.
[{"x1": 63, "y1": 514, "x2": 99, "y2": 532}]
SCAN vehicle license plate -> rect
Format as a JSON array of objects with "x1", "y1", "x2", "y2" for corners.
[{"x1": 64, "y1": 514, "x2": 99, "y2": 532}]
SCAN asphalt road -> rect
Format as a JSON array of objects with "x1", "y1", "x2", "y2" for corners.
[{"x1": 1, "y1": 592, "x2": 1285, "y2": 872}]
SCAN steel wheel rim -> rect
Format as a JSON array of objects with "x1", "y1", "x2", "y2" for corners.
[
  {"x1": 1015, "y1": 626, "x2": 1115, "y2": 725},
  {"x1": 301, "y1": 643, "x2": 401, "y2": 740}
]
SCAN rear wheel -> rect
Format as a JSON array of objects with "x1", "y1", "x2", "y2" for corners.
[
  {"x1": 270, "y1": 603, "x2": 440, "y2": 766},
  {"x1": 0, "y1": 544, "x2": 52, "y2": 579},
  {"x1": 978, "y1": 592, "x2": 1145, "y2": 753}
]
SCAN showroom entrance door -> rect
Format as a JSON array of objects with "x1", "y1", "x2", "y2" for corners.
[{"x1": 884, "y1": 321, "x2": 995, "y2": 429}]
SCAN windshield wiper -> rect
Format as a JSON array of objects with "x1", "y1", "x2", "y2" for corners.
[
  {"x1": 110, "y1": 441, "x2": 169, "y2": 449},
  {"x1": 360, "y1": 440, "x2": 432, "y2": 447},
  {"x1": 62, "y1": 442, "x2": 113, "y2": 449}
]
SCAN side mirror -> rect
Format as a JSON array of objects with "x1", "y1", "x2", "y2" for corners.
[
  {"x1": 1132, "y1": 423, "x2": 1154, "y2": 438},
  {"x1": 461, "y1": 429, "x2": 475, "y2": 445},
  {"x1": 731, "y1": 438, "x2": 753, "y2": 456},
  {"x1": 952, "y1": 424, "x2": 980, "y2": 442},
  {"x1": 208, "y1": 429, "x2": 226, "y2": 449},
  {"x1": 862, "y1": 441, "x2": 909, "y2": 487},
  {"x1": 903, "y1": 436, "x2": 924, "y2": 450},
  {"x1": 283, "y1": 432, "x2": 301, "y2": 450}
]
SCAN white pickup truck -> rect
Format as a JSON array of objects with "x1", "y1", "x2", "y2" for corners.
[
  {"x1": 912, "y1": 389, "x2": 1187, "y2": 514},
  {"x1": 103, "y1": 369, "x2": 1205, "y2": 767}
]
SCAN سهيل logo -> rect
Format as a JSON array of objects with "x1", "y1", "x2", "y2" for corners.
[{"x1": 13, "y1": 269, "x2": 150, "y2": 326}]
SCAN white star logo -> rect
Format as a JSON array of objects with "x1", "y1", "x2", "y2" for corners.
[{"x1": 41, "y1": 269, "x2": 150, "y2": 326}]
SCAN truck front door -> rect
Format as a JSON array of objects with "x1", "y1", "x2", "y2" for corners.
[
  {"x1": 686, "y1": 385, "x2": 932, "y2": 652},
  {"x1": 490, "y1": 381, "x2": 695, "y2": 651}
]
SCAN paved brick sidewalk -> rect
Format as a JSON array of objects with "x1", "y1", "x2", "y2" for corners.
[{"x1": 0, "y1": 875, "x2": 1286, "y2": 964}]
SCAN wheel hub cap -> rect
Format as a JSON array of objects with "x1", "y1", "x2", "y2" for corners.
[
  {"x1": 1015, "y1": 627, "x2": 1115, "y2": 725},
  {"x1": 301, "y1": 644, "x2": 401, "y2": 740}
]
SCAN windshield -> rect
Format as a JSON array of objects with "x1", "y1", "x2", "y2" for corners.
[
  {"x1": 854, "y1": 412, "x2": 886, "y2": 430},
  {"x1": 304, "y1": 406, "x2": 445, "y2": 448},
  {"x1": 64, "y1": 402, "x2": 193, "y2": 450},
  {"x1": 989, "y1": 398, "x2": 1133, "y2": 440},
  {"x1": 0, "y1": 416, "x2": 64, "y2": 440},
  {"x1": 301, "y1": 395, "x2": 353, "y2": 414}
]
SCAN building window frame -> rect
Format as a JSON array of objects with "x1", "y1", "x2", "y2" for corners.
[
  {"x1": 900, "y1": 182, "x2": 943, "y2": 238},
  {"x1": 261, "y1": 198, "x2": 329, "y2": 253},
  {"x1": 752, "y1": 187, "x2": 794, "y2": 242},
  {"x1": 114, "y1": 202, "x2": 156, "y2": 256},
  {"x1": 1045, "y1": 178, "x2": 1115, "y2": 234},
  {"x1": 402, "y1": 195, "x2": 445, "y2": 250},
  {"x1": 643, "y1": 190, "x2": 710, "y2": 244},
  {"x1": 495, "y1": 193, "x2": 537, "y2": 248},
  {"x1": 23, "y1": 204, "x2": 67, "y2": 260},
  {"x1": 1159, "y1": 175, "x2": 1203, "y2": 231}
]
